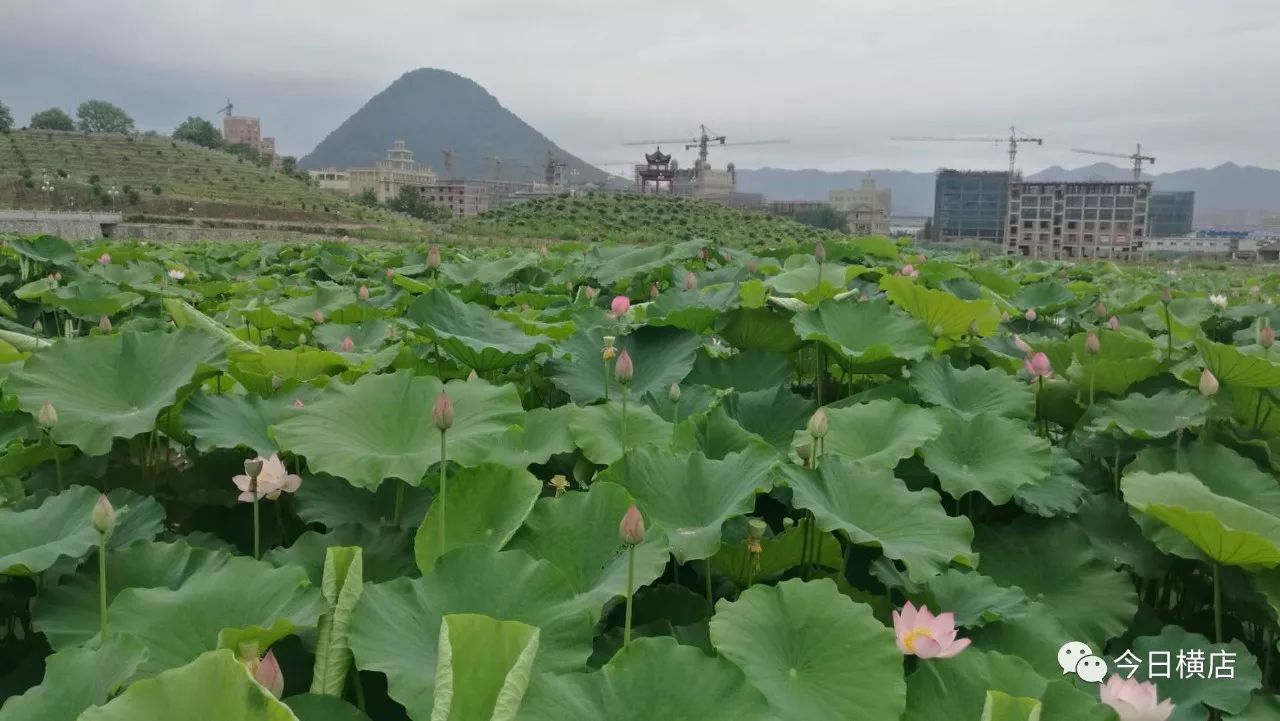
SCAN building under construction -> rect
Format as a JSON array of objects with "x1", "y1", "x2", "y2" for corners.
[{"x1": 1006, "y1": 179, "x2": 1152, "y2": 259}]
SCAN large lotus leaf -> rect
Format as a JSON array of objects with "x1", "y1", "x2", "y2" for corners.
[
  {"x1": 443, "y1": 253, "x2": 540, "y2": 287},
  {"x1": 673, "y1": 403, "x2": 770, "y2": 460},
  {"x1": 908, "y1": 569, "x2": 1030, "y2": 628},
  {"x1": 1142, "y1": 297, "x2": 1212, "y2": 340},
  {"x1": 909, "y1": 356, "x2": 1034, "y2": 420},
  {"x1": 285, "y1": 694, "x2": 371, "y2": 721},
  {"x1": 34, "y1": 540, "x2": 231, "y2": 649},
  {"x1": 920, "y1": 410, "x2": 1051, "y2": 504},
  {"x1": 717, "y1": 307, "x2": 804, "y2": 353},
  {"x1": 1087, "y1": 390, "x2": 1211, "y2": 439},
  {"x1": 647, "y1": 284, "x2": 739, "y2": 333},
  {"x1": 8, "y1": 234, "x2": 77, "y2": 264},
  {"x1": 273, "y1": 371, "x2": 525, "y2": 489},
  {"x1": 45, "y1": 278, "x2": 145, "y2": 318},
  {"x1": 782, "y1": 457, "x2": 975, "y2": 583},
  {"x1": 598, "y1": 447, "x2": 775, "y2": 563},
  {"x1": 1128, "y1": 441, "x2": 1280, "y2": 516},
  {"x1": 1120, "y1": 625, "x2": 1261, "y2": 721},
  {"x1": 792, "y1": 298, "x2": 933, "y2": 372},
  {"x1": 229, "y1": 347, "x2": 349, "y2": 393},
  {"x1": 292, "y1": 473, "x2": 432, "y2": 531},
  {"x1": 686, "y1": 350, "x2": 790, "y2": 392},
  {"x1": 407, "y1": 289, "x2": 549, "y2": 371},
  {"x1": 182, "y1": 386, "x2": 324, "y2": 455},
  {"x1": 101, "y1": 555, "x2": 324, "y2": 675},
  {"x1": 312, "y1": 320, "x2": 390, "y2": 353},
  {"x1": 273, "y1": 286, "x2": 363, "y2": 321},
  {"x1": 980, "y1": 691, "x2": 1043, "y2": 721},
  {"x1": 1066, "y1": 330, "x2": 1162, "y2": 396},
  {"x1": 414, "y1": 465, "x2": 542, "y2": 573},
  {"x1": 812, "y1": 398, "x2": 942, "y2": 469},
  {"x1": 1122, "y1": 471, "x2": 1280, "y2": 567},
  {"x1": 975, "y1": 519, "x2": 1137, "y2": 647},
  {"x1": 1075, "y1": 493, "x2": 1170, "y2": 579},
  {"x1": 712, "y1": 517, "x2": 841, "y2": 586},
  {"x1": 432, "y1": 613, "x2": 540, "y2": 721},
  {"x1": 709, "y1": 578, "x2": 905, "y2": 721},
  {"x1": 78, "y1": 650, "x2": 298, "y2": 721},
  {"x1": 1013, "y1": 447, "x2": 1089, "y2": 518},
  {"x1": 7, "y1": 330, "x2": 227, "y2": 455},
  {"x1": 546, "y1": 325, "x2": 700, "y2": 404},
  {"x1": 721, "y1": 386, "x2": 816, "y2": 451},
  {"x1": 902, "y1": 649, "x2": 1115, "y2": 721},
  {"x1": 348, "y1": 547, "x2": 593, "y2": 721},
  {"x1": 1235, "y1": 694, "x2": 1280, "y2": 720},
  {"x1": 1196, "y1": 338, "x2": 1280, "y2": 389},
  {"x1": 310, "y1": 546, "x2": 363, "y2": 698},
  {"x1": 516, "y1": 636, "x2": 771, "y2": 721},
  {"x1": 0, "y1": 485, "x2": 103, "y2": 576},
  {"x1": 163, "y1": 299, "x2": 258, "y2": 354},
  {"x1": 267, "y1": 525, "x2": 416, "y2": 585},
  {"x1": 880, "y1": 275, "x2": 1002, "y2": 337},
  {"x1": 507, "y1": 483, "x2": 670, "y2": 618},
  {"x1": 485, "y1": 406, "x2": 576, "y2": 469},
  {"x1": 0, "y1": 634, "x2": 147, "y2": 721},
  {"x1": 1010, "y1": 280, "x2": 1076, "y2": 312},
  {"x1": 579, "y1": 240, "x2": 702, "y2": 285},
  {"x1": 567, "y1": 402, "x2": 673, "y2": 466}
]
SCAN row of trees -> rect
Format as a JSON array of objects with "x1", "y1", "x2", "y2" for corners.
[
  {"x1": 357, "y1": 186, "x2": 453, "y2": 223},
  {"x1": 0, "y1": 100, "x2": 137, "y2": 134}
]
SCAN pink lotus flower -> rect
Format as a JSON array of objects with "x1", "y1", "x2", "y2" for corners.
[
  {"x1": 1094, "y1": 301, "x2": 1106, "y2": 318},
  {"x1": 611, "y1": 295, "x2": 631, "y2": 317},
  {"x1": 1109, "y1": 315, "x2": 1120, "y2": 331},
  {"x1": 619, "y1": 504, "x2": 645, "y2": 546},
  {"x1": 1261, "y1": 326, "x2": 1276, "y2": 349},
  {"x1": 1024, "y1": 308, "x2": 1037, "y2": 322},
  {"x1": 900, "y1": 263, "x2": 919, "y2": 278},
  {"x1": 614, "y1": 349, "x2": 634, "y2": 384},
  {"x1": 97, "y1": 253, "x2": 111, "y2": 265},
  {"x1": 1085, "y1": 332, "x2": 1101, "y2": 354},
  {"x1": 253, "y1": 649, "x2": 285, "y2": 699},
  {"x1": 341, "y1": 336, "x2": 355, "y2": 353},
  {"x1": 232, "y1": 454, "x2": 302, "y2": 502},
  {"x1": 1099, "y1": 675, "x2": 1174, "y2": 721},
  {"x1": 1199, "y1": 368, "x2": 1219, "y2": 396},
  {"x1": 892, "y1": 602, "x2": 970, "y2": 659},
  {"x1": 293, "y1": 398, "x2": 305, "y2": 409},
  {"x1": 1024, "y1": 352, "x2": 1053, "y2": 378},
  {"x1": 167, "y1": 269, "x2": 184, "y2": 281},
  {"x1": 357, "y1": 285, "x2": 369, "y2": 301}
]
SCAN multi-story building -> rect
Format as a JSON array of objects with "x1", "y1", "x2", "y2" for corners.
[
  {"x1": 932, "y1": 170, "x2": 1009, "y2": 245},
  {"x1": 829, "y1": 179, "x2": 891, "y2": 236},
  {"x1": 1006, "y1": 180, "x2": 1152, "y2": 259},
  {"x1": 1148, "y1": 191, "x2": 1195, "y2": 237},
  {"x1": 222, "y1": 116, "x2": 276, "y2": 161},
  {"x1": 309, "y1": 168, "x2": 351, "y2": 194},
  {"x1": 765, "y1": 200, "x2": 832, "y2": 218},
  {"x1": 348, "y1": 141, "x2": 438, "y2": 203},
  {"x1": 417, "y1": 181, "x2": 490, "y2": 217}
]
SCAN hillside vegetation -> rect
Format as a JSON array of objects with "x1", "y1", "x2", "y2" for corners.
[{"x1": 452, "y1": 193, "x2": 847, "y2": 245}]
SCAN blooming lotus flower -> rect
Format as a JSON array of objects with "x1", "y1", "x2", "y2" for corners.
[
  {"x1": 1109, "y1": 315, "x2": 1121, "y2": 332},
  {"x1": 1199, "y1": 368, "x2": 1219, "y2": 396},
  {"x1": 1209, "y1": 293, "x2": 1227, "y2": 309},
  {"x1": 892, "y1": 602, "x2": 970, "y2": 659},
  {"x1": 97, "y1": 253, "x2": 111, "y2": 265},
  {"x1": 341, "y1": 336, "x2": 355, "y2": 353},
  {"x1": 900, "y1": 263, "x2": 919, "y2": 278},
  {"x1": 254, "y1": 650, "x2": 285, "y2": 699},
  {"x1": 428, "y1": 245, "x2": 442, "y2": 269},
  {"x1": 91, "y1": 494, "x2": 116, "y2": 534},
  {"x1": 683, "y1": 271, "x2": 698, "y2": 291},
  {"x1": 619, "y1": 504, "x2": 645, "y2": 546},
  {"x1": 433, "y1": 391, "x2": 454, "y2": 431},
  {"x1": 614, "y1": 349, "x2": 634, "y2": 384},
  {"x1": 98, "y1": 315, "x2": 112, "y2": 332},
  {"x1": 293, "y1": 398, "x2": 305, "y2": 409},
  {"x1": 1261, "y1": 326, "x2": 1275, "y2": 349},
  {"x1": 611, "y1": 295, "x2": 631, "y2": 317},
  {"x1": 1024, "y1": 352, "x2": 1052, "y2": 378},
  {"x1": 167, "y1": 269, "x2": 185, "y2": 281},
  {"x1": 1085, "y1": 332, "x2": 1101, "y2": 354},
  {"x1": 1099, "y1": 675, "x2": 1174, "y2": 721},
  {"x1": 232, "y1": 455, "x2": 302, "y2": 502},
  {"x1": 1024, "y1": 308, "x2": 1037, "y2": 322},
  {"x1": 357, "y1": 285, "x2": 369, "y2": 301}
]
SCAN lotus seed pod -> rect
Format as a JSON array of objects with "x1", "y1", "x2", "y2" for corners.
[
  {"x1": 1085, "y1": 332, "x2": 1101, "y2": 354},
  {"x1": 1199, "y1": 368, "x2": 1219, "y2": 396},
  {"x1": 549, "y1": 474, "x2": 570, "y2": 496},
  {"x1": 433, "y1": 391, "x2": 454, "y2": 431},
  {"x1": 814, "y1": 242, "x2": 827, "y2": 263},
  {"x1": 1024, "y1": 308, "x2": 1037, "y2": 322},
  {"x1": 98, "y1": 315, "x2": 112, "y2": 332},
  {"x1": 611, "y1": 295, "x2": 631, "y2": 317},
  {"x1": 668, "y1": 382, "x2": 681, "y2": 402},
  {"x1": 602, "y1": 335, "x2": 616, "y2": 349},
  {"x1": 357, "y1": 285, "x2": 369, "y2": 301},
  {"x1": 1261, "y1": 325, "x2": 1275, "y2": 349},
  {"x1": 254, "y1": 650, "x2": 284, "y2": 699},
  {"x1": 91, "y1": 494, "x2": 116, "y2": 535},
  {"x1": 619, "y1": 504, "x2": 645, "y2": 546},
  {"x1": 244, "y1": 458, "x2": 265, "y2": 479},
  {"x1": 747, "y1": 519, "x2": 768, "y2": 540},
  {"x1": 807, "y1": 408, "x2": 829, "y2": 439},
  {"x1": 614, "y1": 349, "x2": 634, "y2": 384},
  {"x1": 36, "y1": 401, "x2": 57, "y2": 430},
  {"x1": 428, "y1": 245, "x2": 442, "y2": 269},
  {"x1": 341, "y1": 336, "x2": 355, "y2": 353}
]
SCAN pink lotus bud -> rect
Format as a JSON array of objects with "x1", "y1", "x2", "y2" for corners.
[
  {"x1": 1023, "y1": 352, "x2": 1052, "y2": 378},
  {"x1": 1085, "y1": 332, "x2": 1101, "y2": 354},
  {"x1": 583, "y1": 286, "x2": 598, "y2": 301},
  {"x1": 746, "y1": 258, "x2": 758, "y2": 274},
  {"x1": 683, "y1": 271, "x2": 698, "y2": 291},
  {"x1": 432, "y1": 391, "x2": 454, "y2": 431},
  {"x1": 467, "y1": 369, "x2": 479, "y2": 381},
  {"x1": 1013, "y1": 334, "x2": 1032, "y2": 354},
  {"x1": 614, "y1": 349, "x2": 634, "y2": 384},
  {"x1": 312, "y1": 309, "x2": 325, "y2": 324},
  {"x1": 807, "y1": 407, "x2": 829, "y2": 439},
  {"x1": 98, "y1": 315, "x2": 112, "y2": 332},
  {"x1": 901, "y1": 263, "x2": 917, "y2": 278},
  {"x1": 1108, "y1": 315, "x2": 1120, "y2": 332},
  {"x1": 358, "y1": 285, "x2": 369, "y2": 301},
  {"x1": 814, "y1": 242, "x2": 827, "y2": 263},
  {"x1": 619, "y1": 504, "x2": 645, "y2": 546},
  {"x1": 254, "y1": 650, "x2": 284, "y2": 699},
  {"x1": 1199, "y1": 368, "x2": 1219, "y2": 396},
  {"x1": 341, "y1": 336, "x2": 354, "y2": 353},
  {"x1": 611, "y1": 295, "x2": 631, "y2": 317},
  {"x1": 1161, "y1": 287, "x2": 1172, "y2": 304},
  {"x1": 386, "y1": 268, "x2": 395, "y2": 279},
  {"x1": 293, "y1": 398, "x2": 305, "y2": 409},
  {"x1": 428, "y1": 245, "x2": 442, "y2": 269},
  {"x1": 649, "y1": 282, "x2": 660, "y2": 301},
  {"x1": 698, "y1": 248, "x2": 707, "y2": 261},
  {"x1": 36, "y1": 401, "x2": 57, "y2": 429},
  {"x1": 91, "y1": 494, "x2": 116, "y2": 534},
  {"x1": 1261, "y1": 326, "x2": 1276, "y2": 349},
  {"x1": 1094, "y1": 301, "x2": 1106, "y2": 318},
  {"x1": 97, "y1": 253, "x2": 111, "y2": 265},
  {"x1": 1024, "y1": 308, "x2": 1037, "y2": 322}
]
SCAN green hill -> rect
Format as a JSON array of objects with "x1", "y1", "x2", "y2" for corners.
[{"x1": 451, "y1": 193, "x2": 847, "y2": 245}]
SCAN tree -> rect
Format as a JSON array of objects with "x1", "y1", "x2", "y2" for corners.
[
  {"x1": 793, "y1": 205, "x2": 850, "y2": 232},
  {"x1": 0, "y1": 101, "x2": 12, "y2": 133},
  {"x1": 30, "y1": 107, "x2": 75, "y2": 131},
  {"x1": 172, "y1": 116, "x2": 222, "y2": 149},
  {"x1": 355, "y1": 188, "x2": 380, "y2": 208},
  {"x1": 386, "y1": 185, "x2": 453, "y2": 222},
  {"x1": 76, "y1": 100, "x2": 135, "y2": 134}
]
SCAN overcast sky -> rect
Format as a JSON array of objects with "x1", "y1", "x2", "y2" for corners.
[{"x1": 3, "y1": 0, "x2": 1278, "y2": 174}]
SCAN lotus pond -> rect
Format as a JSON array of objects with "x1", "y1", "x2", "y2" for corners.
[{"x1": 1, "y1": 234, "x2": 1280, "y2": 720}]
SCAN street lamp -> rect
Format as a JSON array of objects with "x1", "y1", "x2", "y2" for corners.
[
  {"x1": 107, "y1": 185, "x2": 120, "y2": 211},
  {"x1": 40, "y1": 173, "x2": 55, "y2": 210}
]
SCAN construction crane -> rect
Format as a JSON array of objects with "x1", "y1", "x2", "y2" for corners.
[
  {"x1": 1070, "y1": 144, "x2": 1155, "y2": 182},
  {"x1": 623, "y1": 125, "x2": 788, "y2": 177},
  {"x1": 481, "y1": 155, "x2": 530, "y2": 181},
  {"x1": 892, "y1": 126, "x2": 1043, "y2": 176},
  {"x1": 215, "y1": 99, "x2": 233, "y2": 118},
  {"x1": 441, "y1": 148, "x2": 462, "y2": 177}
]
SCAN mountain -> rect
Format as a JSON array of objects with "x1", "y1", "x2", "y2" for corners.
[
  {"x1": 738, "y1": 163, "x2": 1280, "y2": 225},
  {"x1": 300, "y1": 68, "x2": 610, "y2": 185}
]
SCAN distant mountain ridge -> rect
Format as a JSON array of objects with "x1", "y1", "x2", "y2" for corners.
[
  {"x1": 300, "y1": 68, "x2": 610, "y2": 185},
  {"x1": 737, "y1": 163, "x2": 1280, "y2": 224}
]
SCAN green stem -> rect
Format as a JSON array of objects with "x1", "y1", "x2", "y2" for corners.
[
  {"x1": 1114, "y1": 445, "x2": 1122, "y2": 497},
  {"x1": 705, "y1": 558, "x2": 714, "y2": 609},
  {"x1": 1214, "y1": 562, "x2": 1223, "y2": 644},
  {"x1": 439, "y1": 431, "x2": 448, "y2": 547},
  {"x1": 815, "y1": 345, "x2": 824, "y2": 408},
  {"x1": 393, "y1": 481, "x2": 405, "y2": 527},
  {"x1": 602, "y1": 357, "x2": 611, "y2": 402},
  {"x1": 623, "y1": 546, "x2": 635, "y2": 648},
  {"x1": 97, "y1": 533, "x2": 108, "y2": 641},
  {"x1": 49, "y1": 434, "x2": 63, "y2": 492},
  {"x1": 352, "y1": 666, "x2": 367, "y2": 712},
  {"x1": 620, "y1": 389, "x2": 629, "y2": 456},
  {"x1": 1164, "y1": 304, "x2": 1174, "y2": 361},
  {"x1": 252, "y1": 497, "x2": 260, "y2": 560}
]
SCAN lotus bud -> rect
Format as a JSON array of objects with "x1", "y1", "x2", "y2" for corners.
[
  {"x1": 698, "y1": 248, "x2": 708, "y2": 261},
  {"x1": 649, "y1": 282, "x2": 660, "y2": 300},
  {"x1": 747, "y1": 519, "x2": 768, "y2": 540},
  {"x1": 1108, "y1": 315, "x2": 1120, "y2": 332},
  {"x1": 1261, "y1": 325, "x2": 1275, "y2": 349},
  {"x1": 668, "y1": 382, "x2": 681, "y2": 402},
  {"x1": 97, "y1": 253, "x2": 111, "y2": 265},
  {"x1": 1085, "y1": 332, "x2": 1101, "y2": 355},
  {"x1": 683, "y1": 271, "x2": 698, "y2": 291},
  {"x1": 91, "y1": 494, "x2": 117, "y2": 534},
  {"x1": 1161, "y1": 287, "x2": 1172, "y2": 304},
  {"x1": 539, "y1": 243, "x2": 548, "y2": 257},
  {"x1": 244, "y1": 458, "x2": 264, "y2": 480},
  {"x1": 358, "y1": 285, "x2": 369, "y2": 301},
  {"x1": 428, "y1": 245, "x2": 442, "y2": 269},
  {"x1": 297, "y1": 333, "x2": 306, "y2": 345},
  {"x1": 1094, "y1": 301, "x2": 1106, "y2": 318},
  {"x1": 901, "y1": 263, "x2": 917, "y2": 278},
  {"x1": 807, "y1": 408, "x2": 829, "y2": 439},
  {"x1": 1024, "y1": 308, "x2": 1037, "y2": 322},
  {"x1": 467, "y1": 368, "x2": 479, "y2": 381},
  {"x1": 583, "y1": 285, "x2": 598, "y2": 301},
  {"x1": 385, "y1": 268, "x2": 395, "y2": 279},
  {"x1": 254, "y1": 650, "x2": 285, "y2": 699},
  {"x1": 293, "y1": 398, "x2": 305, "y2": 409},
  {"x1": 619, "y1": 504, "x2": 645, "y2": 546},
  {"x1": 271, "y1": 375, "x2": 283, "y2": 390},
  {"x1": 1013, "y1": 334, "x2": 1032, "y2": 354},
  {"x1": 33, "y1": 319, "x2": 43, "y2": 333},
  {"x1": 611, "y1": 295, "x2": 631, "y2": 317},
  {"x1": 999, "y1": 312, "x2": 1009, "y2": 323},
  {"x1": 814, "y1": 242, "x2": 827, "y2": 263},
  {"x1": 795, "y1": 443, "x2": 813, "y2": 465},
  {"x1": 746, "y1": 258, "x2": 758, "y2": 274},
  {"x1": 1023, "y1": 352, "x2": 1053, "y2": 378},
  {"x1": 312, "y1": 309, "x2": 325, "y2": 324},
  {"x1": 967, "y1": 319, "x2": 980, "y2": 337},
  {"x1": 98, "y1": 315, "x2": 112, "y2": 332},
  {"x1": 341, "y1": 336, "x2": 355, "y2": 353},
  {"x1": 614, "y1": 349, "x2": 634, "y2": 384},
  {"x1": 782, "y1": 517, "x2": 795, "y2": 529},
  {"x1": 1251, "y1": 285, "x2": 1262, "y2": 296},
  {"x1": 1199, "y1": 368, "x2": 1219, "y2": 396},
  {"x1": 36, "y1": 401, "x2": 57, "y2": 430},
  {"x1": 433, "y1": 391, "x2": 454, "y2": 431}
]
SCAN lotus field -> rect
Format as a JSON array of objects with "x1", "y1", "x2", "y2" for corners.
[{"x1": 4, "y1": 233, "x2": 1280, "y2": 721}]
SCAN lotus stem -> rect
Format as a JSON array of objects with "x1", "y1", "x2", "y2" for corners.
[
  {"x1": 392, "y1": 481, "x2": 405, "y2": 527},
  {"x1": 1113, "y1": 445, "x2": 1121, "y2": 497},
  {"x1": 352, "y1": 666, "x2": 366, "y2": 712},
  {"x1": 439, "y1": 430, "x2": 448, "y2": 547},
  {"x1": 602, "y1": 357, "x2": 611, "y2": 401},
  {"x1": 1164, "y1": 304, "x2": 1174, "y2": 361},
  {"x1": 1214, "y1": 562, "x2": 1223, "y2": 644},
  {"x1": 49, "y1": 434, "x2": 63, "y2": 492},
  {"x1": 623, "y1": 545, "x2": 635, "y2": 648},
  {"x1": 97, "y1": 533, "x2": 108, "y2": 641},
  {"x1": 251, "y1": 474, "x2": 260, "y2": 559},
  {"x1": 705, "y1": 559, "x2": 714, "y2": 608},
  {"x1": 672, "y1": 397, "x2": 680, "y2": 441},
  {"x1": 620, "y1": 389, "x2": 629, "y2": 456}
]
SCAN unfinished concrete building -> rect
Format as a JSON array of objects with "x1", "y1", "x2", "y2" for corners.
[{"x1": 1006, "y1": 180, "x2": 1152, "y2": 259}]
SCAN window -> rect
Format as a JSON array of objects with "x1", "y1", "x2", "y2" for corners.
[{"x1": 1085, "y1": 196, "x2": 1099, "y2": 207}]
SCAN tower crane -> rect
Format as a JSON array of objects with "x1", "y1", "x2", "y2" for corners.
[
  {"x1": 622, "y1": 125, "x2": 788, "y2": 177},
  {"x1": 215, "y1": 99, "x2": 233, "y2": 118},
  {"x1": 481, "y1": 155, "x2": 530, "y2": 181},
  {"x1": 1070, "y1": 144, "x2": 1155, "y2": 182},
  {"x1": 892, "y1": 126, "x2": 1043, "y2": 176}
]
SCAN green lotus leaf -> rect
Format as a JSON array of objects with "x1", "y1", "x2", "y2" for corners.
[
  {"x1": 981, "y1": 691, "x2": 1043, "y2": 721},
  {"x1": 273, "y1": 285, "x2": 363, "y2": 321},
  {"x1": 908, "y1": 569, "x2": 1030, "y2": 628},
  {"x1": 1196, "y1": 338, "x2": 1280, "y2": 389},
  {"x1": 1010, "y1": 280, "x2": 1075, "y2": 312},
  {"x1": 485, "y1": 406, "x2": 576, "y2": 469},
  {"x1": 285, "y1": 694, "x2": 372, "y2": 721},
  {"x1": 517, "y1": 636, "x2": 770, "y2": 721},
  {"x1": 598, "y1": 447, "x2": 775, "y2": 563},
  {"x1": 717, "y1": 307, "x2": 804, "y2": 353},
  {"x1": 546, "y1": 325, "x2": 700, "y2": 404},
  {"x1": 311, "y1": 320, "x2": 391, "y2": 353},
  {"x1": 292, "y1": 473, "x2": 431, "y2": 531},
  {"x1": 432, "y1": 613, "x2": 539, "y2": 721},
  {"x1": 78, "y1": 650, "x2": 298, "y2": 721},
  {"x1": 975, "y1": 518, "x2": 1137, "y2": 647},
  {"x1": 229, "y1": 346, "x2": 349, "y2": 394},
  {"x1": 709, "y1": 578, "x2": 905, "y2": 721},
  {"x1": 0, "y1": 634, "x2": 147, "y2": 721},
  {"x1": 182, "y1": 386, "x2": 323, "y2": 455},
  {"x1": 1120, "y1": 625, "x2": 1261, "y2": 721},
  {"x1": 310, "y1": 546, "x2": 363, "y2": 698},
  {"x1": 8, "y1": 234, "x2": 77, "y2": 264},
  {"x1": 266, "y1": 525, "x2": 416, "y2": 585},
  {"x1": 673, "y1": 403, "x2": 769, "y2": 460},
  {"x1": 407, "y1": 289, "x2": 549, "y2": 371},
  {"x1": 766, "y1": 258, "x2": 855, "y2": 297},
  {"x1": 235, "y1": 299, "x2": 291, "y2": 330},
  {"x1": 920, "y1": 410, "x2": 1051, "y2": 504},
  {"x1": 1128, "y1": 441, "x2": 1280, "y2": 515},
  {"x1": 567, "y1": 402, "x2": 673, "y2": 466},
  {"x1": 909, "y1": 356, "x2": 1034, "y2": 420},
  {"x1": 880, "y1": 275, "x2": 1002, "y2": 337},
  {"x1": 721, "y1": 386, "x2": 816, "y2": 451},
  {"x1": 1014, "y1": 447, "x2": 1089, "y2": 517},
  {"x1": 443, "y1": 254, "x2": 540, "y2": 287},
  {"x1": 0, "y1": 486, "x2": 160, "y2": 576},
  {"x1": 1234, "y1": 694, "x2": 1280, "y2": 720},
  {"x1": 712, "y1": 517, "x2": 841, "y2": 586},
  {"x1": 1142, "y1": 297, "x2": 1212, "y2": 340},
  {"x1": 792, "y1": 298, "x2": 933, "y2": 372},
  {"x1": 415, "y1": 465, "x2": 542, "y2": 573},
  {"x1": 163, "y1": 299, "x2": 258, "y2": 354},
  {"x1": 45, "y1": 278, "x2": 145, "y2": 318},
  {"x1": 1122, "y1": 471, "x2": 1280, "y2": 567},
  {"x1": 1075, "y1": 493, "x2": 1170, "y2": 579},
  {"x1": 348, "y1": 547, "x2": 593, "y2": 720},
  {"x1": 7, "y1": 330, "x2": 227, "y2": 455},
  {"x1": 1087, "y1": 390, "x2": 1211, "y2": 439},
  {"x1": 783, "y1": 457, "x2": 974, "y2": 582},
  {"x1": 507, "y1": 483, "x2": 670, "y2": 618},
  {"x1": 1065, "y1": 330, "x2": 1162, "y2": 396},
  {"x1": 686, "y1": 350, "x2": 790, "y2": 392},
  {"x1": 647, "y1": 284, "x2": 739, "y2": 333},
  {"x1": 811, "y1": 398, "x2": 942, "y2": 469},
  {"x1": 273, "y1": 371, "x2": 525, "y2": 489},
  {"x1": 0, "y1": 328, "x2": 52, "y2": 353}
]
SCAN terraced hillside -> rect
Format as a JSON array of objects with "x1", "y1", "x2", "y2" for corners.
[{"x1": 452, "y1": 193, "x2": 849, "y2": 246}]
